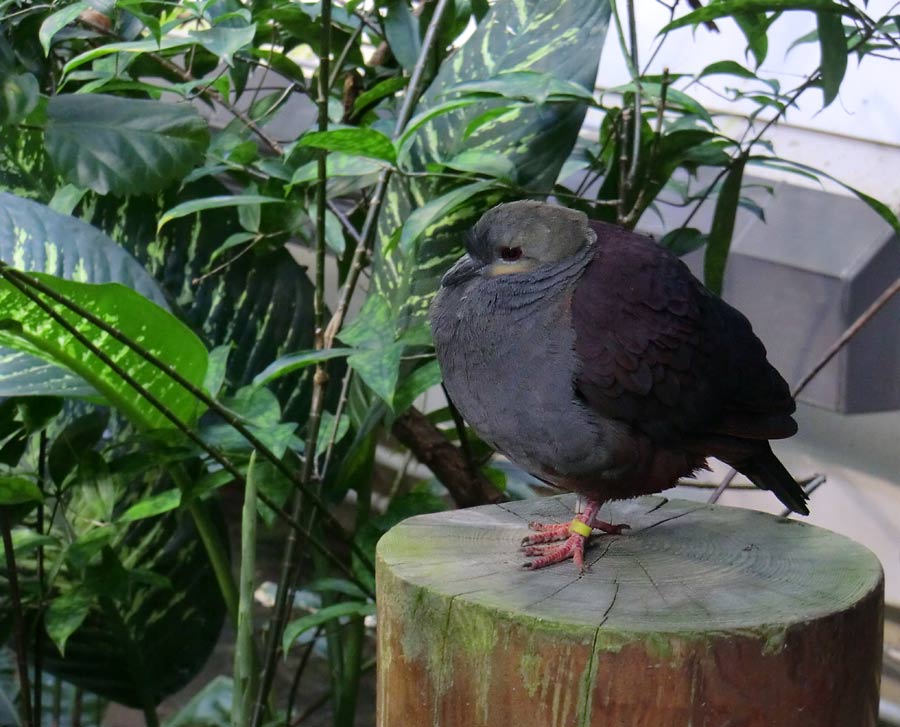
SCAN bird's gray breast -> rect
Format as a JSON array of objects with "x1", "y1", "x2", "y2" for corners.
[{"x1": 431, "y1": 271, "x2": 616, "y2": 483}]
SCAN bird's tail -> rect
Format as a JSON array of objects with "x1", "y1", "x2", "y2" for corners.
[{"x1": 735, "y1": 444, "x2": 809, "y2": 515}]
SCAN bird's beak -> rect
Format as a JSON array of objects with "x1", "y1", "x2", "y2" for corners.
[{"x1": 441, "y1": 254, "x2": 482, "y2": 288}]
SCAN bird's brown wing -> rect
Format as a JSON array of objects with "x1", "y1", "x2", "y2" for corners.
[{"x1": 571, "y1": 221, "x2": 796, "y2": 448}]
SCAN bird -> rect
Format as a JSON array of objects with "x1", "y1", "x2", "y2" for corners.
[{"x1": 430, "y1": 200, "x2": 808, "y2": 571}]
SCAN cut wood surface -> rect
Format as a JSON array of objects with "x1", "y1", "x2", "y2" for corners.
[{"x1": 376, "y1": 494, "x2": 884, "y2": 727}]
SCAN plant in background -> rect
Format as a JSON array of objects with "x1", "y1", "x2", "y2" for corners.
[{"x1": 0, "y1": 0, "x2": 897, "y2": 725}]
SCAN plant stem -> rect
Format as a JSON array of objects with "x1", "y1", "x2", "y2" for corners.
[
  {"x1": 34, "y1": 431, "x2": 47, "y2": 727},
  {"x1": 233, "y1": 452, "x2": 259, "y2": 727},
  {"x1": 0, "y1": 507, "x2": 33, "y2": 727}
]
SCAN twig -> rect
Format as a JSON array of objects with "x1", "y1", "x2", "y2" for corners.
[
  {"x1": 253, "y1": 3, "x2": 335, "y2": 720},
  {"x1": 711, "y1": 276, "x2": 900, "y2": 505},
  {"x1": 625, "y1": 0, "x2": 642, "y2": 185},
  {"x1": 34, "y1": 431, "x2": 48, "y2": 727},
  {"x1": 284, "y1": 626, "x2": 325, "y2": 725},
  {"x1": 76, "y1": 16, "x2": 285, "y2": 155},
  {"x1": 1, "y1": 508, "x2": 33, "y2": 727},
  {"x1": 323, "y1": 0, "x2": 455, "y2": 350}
]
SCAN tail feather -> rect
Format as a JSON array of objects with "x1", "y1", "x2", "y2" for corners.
[{"x1": 734, "y1": 444, "x2": 809, "y2": 515}]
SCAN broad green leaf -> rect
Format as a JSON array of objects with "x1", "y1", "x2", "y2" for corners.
[
  {"x1": 39, "y1": 2, "x2": 88, "y2": 55},
  {"x1": 448, "y1": 70, "x2": 595, "y2": 105},
  {"x1": 816, "y1": 10, "x2": 847, "y2": 106},
  {"x1": 45, "y1": 590, "x2": 92, "y2": 656},
  {"x1": 158, "y1": 194, "x2": 285, "y2": 231},
  {"x1": 190, "y1": 24, "x2": 256, "y2": 66},
  {"x1": 62, "y1": 36, "x2": 198, "y2": 77},
  {"x1": 298, "y1": 128, "x2": 397, "y2": 164},
  {"x1": 118, "y1": 488, "x2": 182, "y2": 522},
  {"x1": 0, "y1": 476, "x2": 42, "y2": 504},
  {"x1": 289, "y1": 154, "x2": 386, "y2": 187},
  {"x1": 347, "y1": 343, "x2": 404, "y2": 406},
  {"x1": 0, "y1": 73, "x2": 39, "y2": 126},
  {"x1": 352, "y1": 76, "x2": 409, "y2": 116},
  {"x1": 441, "y1": 150, "x2": 517, "y2": 182},
  {"x1": 0, "y1": 350, "x2": 96, "y2": 398},
  {"x1": 203, "y1": 345, "x2": 231, "y2": 397},
  {"x1": 282, "y1": 601, "x2": 375, "y2": 655},
  {"x1": 384, "y1": 0, "x2": 421, "y2": 72},
  {"x1": 253, "y1": 348, "x2": 354, "y2": 386},
  {"x1": 0, "y1": 272, "x2": 208, "y2": 429},
  {"x1": 704, "y1": 157, "x2": 746, "y2": 295},
  {"x1": 46, "y1": 94, "x2": 210, "y2": 196},
  {"x1": 375, "y1": 0, "x2": 611, "y2": 327},
  {"x1": 399, "y1": 180, "x2": 495, "y2": 252},
  {"x1": 339, "y1": 294, "x2": 394, "y2": 349},
  {"x1": 306, "y1": 577, "x2": 369, "y2": 600}
]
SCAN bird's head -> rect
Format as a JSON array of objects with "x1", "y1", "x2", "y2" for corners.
[{"x1": 441, "y1": 201, "x2": 596, "y2": 287}]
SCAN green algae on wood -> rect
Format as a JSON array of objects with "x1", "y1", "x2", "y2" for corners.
[{"x1": 377, "y1": 494, "x2": 884, "y2": 727}]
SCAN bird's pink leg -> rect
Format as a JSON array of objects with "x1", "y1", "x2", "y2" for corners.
[{"x1": 521, "y1": 499, "x2": 630, "y2": 571}]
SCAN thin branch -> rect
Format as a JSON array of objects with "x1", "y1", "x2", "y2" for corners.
[
  {"x1": 76, "y1": 16, "x2": 285, "y2": 155},
  {"x1": 710, "y1": 276, "x2": 900, "y2": 505},
  {"x1": 1, "y1": 508, "x2": 33, "y2": 727}
]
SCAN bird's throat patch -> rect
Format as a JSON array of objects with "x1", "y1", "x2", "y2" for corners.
[{"x1": 488, "y1": 260, "x2": 537, "y2": 276}]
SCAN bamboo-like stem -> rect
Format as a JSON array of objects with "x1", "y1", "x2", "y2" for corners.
[
  {"x1": 625, "y1": 0, "x2": 641, "y2": 184},
  {"x1": 233, "y1": 452, "x2": 259, "y2": 727},
  {"x1": 34, "y1": 431, "x2": 48, "y2": 727},
  {"x1": 252, "y1": 3, "x2": 335, "y2": 722},
  {"x1": 1, "y1": 507, "x2": 33, "y2": 727}
]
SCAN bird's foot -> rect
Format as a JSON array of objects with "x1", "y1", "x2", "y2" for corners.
[
  {"x1": 521, "y1": 505, "x2": 630, "y2": 571},
  {"x1": 523, "y1": 532, "x2": 588, "y2": 570}
]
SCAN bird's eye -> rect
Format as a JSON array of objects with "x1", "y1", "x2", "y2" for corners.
[{"x1": 500, "y1": 246, "x2": 523, "y2": 262}]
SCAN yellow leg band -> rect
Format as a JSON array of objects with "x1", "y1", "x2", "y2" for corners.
[{"x1": 569, "y1": 519, "x2": 593, "y2": 538}]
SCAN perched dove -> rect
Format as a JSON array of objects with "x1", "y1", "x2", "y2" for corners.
[{"x1": 430, "y1": 201, "x2": 807, "y2": 570}]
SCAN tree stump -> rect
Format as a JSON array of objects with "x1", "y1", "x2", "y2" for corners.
[{"x1": 376, "y1": 494, "x2": 884, "y2": 727}]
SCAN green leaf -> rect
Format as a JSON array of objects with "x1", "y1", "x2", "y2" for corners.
[
  {"x1": 46, "y1": 95, "x2": 210, "y2": 196},
  {"x1": 448, "y1": 70, "x2": 595, "y2": 105},
  {"x1": 118, "y1": 488, "x2": 182, "y2": 522},
  {"x1": 395, "y1": 98, "x2": 482, "y2": 154},
  {"x1": 399, "y1": 180, "x2": 495, "y2": 252},
  {"x1": 441, "y1": 150, "x2": 517, "y2": 182},
  {"x1": 816, "y1": 10, "x2": 847, "y2": 107},
  {"x1": 339, "y1": 294, "x2": 394, "y2": 349},
  {"x1": 347, "y1": 343, "x2": 404, "y2": 406},
  {"x1": 163, "y1": 675, "x2": 232, "y2": 727},
  {"x1": 0, "y1": 476, "x2": 42, "y2": 504},
  {"x1": 384, "y1": 0, "x2": 421, "y2": 72},
  {"x1": 315, "y1": 411, "x2": 349, "y2": 457},
  {"x1": 158, "y1": 195, "x2": 285, "y2": 231},
  {"x1": 45, "y1": 589, "x2": 93, "y2": 656},
  {"x1": 733, "y1": 12, "x2": 769, "y2": 67},
  {"x1": 697, "y1": 60, "x2": 757, "y2": 80},
  {"x1": 62, "y1": 36, "x2": 195, "y2": 77},
  {"x1": 352, "y1": 76, "x2": 409, "y2": 116},
  {"x1": 393, "y1": 359, "x2": 442, "y2": 414},
  {"x1": 661, "y1": 1, "x2": 852, "y2": 34},
  {"x1": 659, "y1": 227, "x2": 708, "y2": 256},
  {"x1": 704, "y1": 157, "x2": 746, "y2": 295},
  {"x1": 297, "y1": 128, "x2": 397, "y2": 164},
  {"x1": 0, "y1": 73, "x2": 39, "y2": 126},
  {"x1": 253, "y1": 348, "x2": 354, "y2": 386},
  {"x1": 289, "y1": 154, "x2": 386, "y2": 187},
  {"x1": 282, "y1": 601, "x2": 375, "y2": 655},
  {"x1": 39, "y1": 1, "x2": 88, "y2": 55},
  {"x1": 305, "y1": 577, "x2": 369, "y2": 601},
  {"x1": 189, "y1": 24, "x2": 256, "y2": 66},
  {"x1": 0, "y1": 272, "x2": 209, "y2": 429}
]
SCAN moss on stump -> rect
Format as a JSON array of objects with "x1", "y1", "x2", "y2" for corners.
[{"x1": 376, "y1": 494, "x2": 883, "y2": 727}]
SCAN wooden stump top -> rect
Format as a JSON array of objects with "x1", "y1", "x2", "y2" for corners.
[{"x1": 378, "y1": 493, "x2": 883, "y2": 642}]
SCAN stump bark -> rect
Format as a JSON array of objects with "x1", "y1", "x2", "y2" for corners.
[{"x1": 376, "y1": 494, "x2": 884, "y2": 727}]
